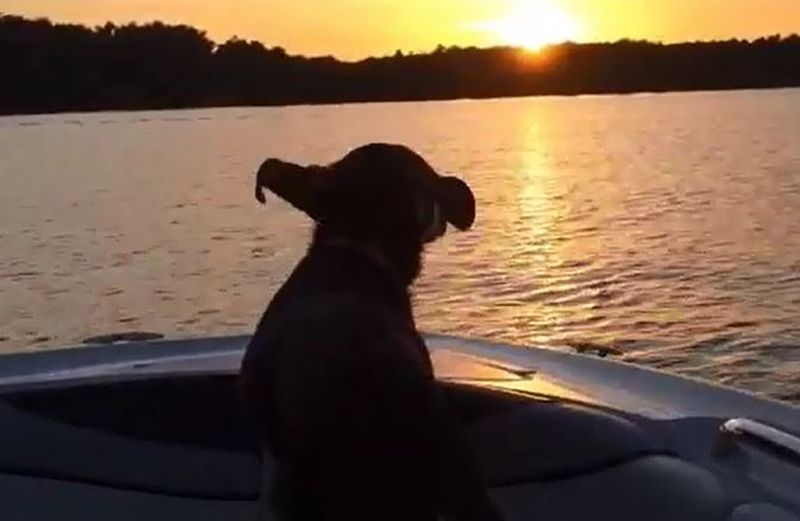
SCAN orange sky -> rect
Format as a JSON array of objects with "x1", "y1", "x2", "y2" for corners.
[{"x1": 4, "y1": 0, "x2": 800, "y2": 59}]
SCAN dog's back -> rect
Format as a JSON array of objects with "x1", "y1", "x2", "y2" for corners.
[{"x1": 241, "y1": 244, "x2": 445, "y2": 520}]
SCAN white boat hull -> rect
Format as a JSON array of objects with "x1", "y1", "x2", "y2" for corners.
[{"x1": 0, "y1": 335, "x2": 798, "y2": 520}]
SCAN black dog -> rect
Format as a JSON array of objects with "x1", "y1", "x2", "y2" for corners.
[{"x1": 240, "y1": 144, "x2": 502, "y2": 521}]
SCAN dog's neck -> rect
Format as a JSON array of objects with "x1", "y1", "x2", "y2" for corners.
[{"x1": 311, "y1": 228, "x2": 423, "y2": 290}]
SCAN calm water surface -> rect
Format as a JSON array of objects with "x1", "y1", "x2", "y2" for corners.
[{"x1": 1, "y1": 89, "x2": 800, "y2": 402}]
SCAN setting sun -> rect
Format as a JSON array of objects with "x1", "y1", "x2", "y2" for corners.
[{"x1": 480, "y1": 1, "x2": 582, "y2": 51}]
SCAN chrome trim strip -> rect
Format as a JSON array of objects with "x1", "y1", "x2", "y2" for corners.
[{"x1": 719, "y1": 418, "x2": 800, "y2": 461}]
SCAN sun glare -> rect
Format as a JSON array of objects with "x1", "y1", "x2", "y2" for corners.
[{"x1": 482, "y1": 1, "x2": 582, "y2": 51}]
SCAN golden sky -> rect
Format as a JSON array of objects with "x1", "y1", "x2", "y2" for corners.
[{"x1": 4, "y1": 0, "x2": 800, "y2": 59}]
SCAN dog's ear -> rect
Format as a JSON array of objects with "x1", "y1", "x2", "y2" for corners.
[
  {"x1": 255, "y1": 158, "x2": 329, "y2": 220},
  {"x1": 436, "y1": 176, "x2": 476, "y2": 231}
]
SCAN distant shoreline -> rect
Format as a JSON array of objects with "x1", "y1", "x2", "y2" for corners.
[
  {"x1": 3, "y1": 85, "x2": 800, "y2": 119},
  {"x1": 3, "y1": 14, "x2": 800, "y2": 117}
]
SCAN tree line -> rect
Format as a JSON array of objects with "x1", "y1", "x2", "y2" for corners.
[{"x1": 2, "y1": 14, "x2": 799, "y2": 115}]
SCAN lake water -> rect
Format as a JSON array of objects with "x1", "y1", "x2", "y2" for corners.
[{"x1": 1, "y1": 89, "x2": 800, "y2": 402}]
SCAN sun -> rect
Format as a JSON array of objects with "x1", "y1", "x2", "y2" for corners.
[{"x1": 482, "y1": 1, "x2": 582, "y2": 51}]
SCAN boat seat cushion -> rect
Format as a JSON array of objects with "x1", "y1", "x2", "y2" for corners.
[
  {"x1": 0, "y1": 458, "x2": 729, "y2": 521},
  {"x1": 467, "y1": 401, "x2": 663, "y2": 484},
  {"x1": 491, "y1": 455, "x2": 729, "y2": 521},
  {"x1": 0, "y1": 403, "x2": 260, "y2": 499},
  {"x1": 0, "y1": 474, "x2": 257, "y2": 521},
  {"x1": 471, "y1": 404, "x2": 730, "y2": 520}
]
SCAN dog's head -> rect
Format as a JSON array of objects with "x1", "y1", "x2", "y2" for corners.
[{"x1": 255, "y1": 143, "x2": 475, "y2": 283}]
